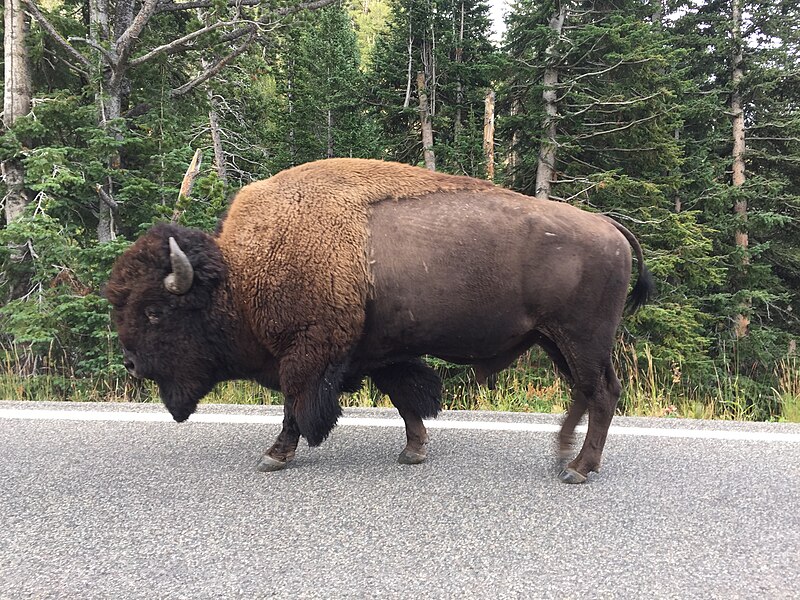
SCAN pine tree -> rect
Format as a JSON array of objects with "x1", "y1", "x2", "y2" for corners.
[
  {"x1": 269, "y1": 5, "x2": 382, "y2": 166},
  {"x1": 369, "y1": 0, "x2": 497, "y2": 174},
  {"x1": 670, "y1": 0, "x2": 800, "y2": 403}
]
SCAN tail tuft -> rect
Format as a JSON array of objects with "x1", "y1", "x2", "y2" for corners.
[{"x1": 625, "y1": 264, "x2": 656, "y2": 315}]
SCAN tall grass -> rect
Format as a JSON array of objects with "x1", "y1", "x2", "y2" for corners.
[
  {"x1": 2, "y1": 341, "x2": 797, "y2": 422},
  {"x1": 0, "y1": 343, "x2": 149, "y2": 403},
  {"x1": 774, "y1": 358, "x2": 800, "y2": 423}
]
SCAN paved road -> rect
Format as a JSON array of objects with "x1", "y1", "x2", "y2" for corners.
[{"x1": 1, "y1": 401, "x2": 799, "y2": 599}]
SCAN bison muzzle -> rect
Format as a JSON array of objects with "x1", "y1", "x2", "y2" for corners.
[{"x1": 106, "y1": 158, "x2": 655, "y2": 484}]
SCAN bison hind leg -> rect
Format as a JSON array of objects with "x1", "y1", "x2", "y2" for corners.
[{"x1": 370, "y1": 359, "x2": 442, "y2": 464}]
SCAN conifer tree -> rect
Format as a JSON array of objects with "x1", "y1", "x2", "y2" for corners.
[
  {"x1": 269, "y1": 5, "x2": 382, "y2": 166},
  {"x1": 669, "y1": 0, "x2": 800, "y2": 400},
  {"x1": 369, "y1": 0, "x2": 496, "y2": 174}
]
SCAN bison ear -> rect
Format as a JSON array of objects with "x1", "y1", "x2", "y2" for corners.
[{"x1": 164, "y1": 237, "x2": 194, "y2": 295}]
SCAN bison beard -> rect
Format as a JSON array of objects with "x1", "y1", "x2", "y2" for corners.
[
  {"x1": 106, "y1": 158, "x2": 655, "y2": 483},
  {"x1": 158, "y1": 377, "x2": 216, "y2": 423}
]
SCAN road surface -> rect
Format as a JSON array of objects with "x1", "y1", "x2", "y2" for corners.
[{"x1": 1, "y1": 401, "x2": 799, "y2": 599}]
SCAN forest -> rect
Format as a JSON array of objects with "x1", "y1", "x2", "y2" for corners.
[{"x1": 1, "y1": 0, "x2": 798, "y2": 420}]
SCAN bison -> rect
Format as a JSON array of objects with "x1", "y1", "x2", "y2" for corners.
[{"x1": 106, "y1": 158, "x2": 654, "y2": 483}]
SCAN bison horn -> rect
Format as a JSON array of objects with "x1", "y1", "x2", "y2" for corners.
[{"x1": 164, "y1": 237, "x2": 194, "y2": 294}]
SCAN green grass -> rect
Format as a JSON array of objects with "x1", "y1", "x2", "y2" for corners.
[
  {"x1": 2, "y1": 345, "x2": 798, "y2": 422},
  {"x1": 774, "y1": 358, "x2": 800, "y2": 423}
]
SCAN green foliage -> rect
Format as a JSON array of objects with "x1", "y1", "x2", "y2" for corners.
[
  {"x1": 369, "y1": 0, "x2": 498, "y2": 173},
  {"x1": 1, "y1": 0, "x2": 798, "y2": 420},
  {"x1": 267, "y1": 5, "x2": 384, "y2": 165},
  {"x1": 0, "y1": 208, "x2": 129, "y2": 379}
]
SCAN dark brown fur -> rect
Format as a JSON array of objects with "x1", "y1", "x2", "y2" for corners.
[{"x1": 106, "y1": 158, "x2": 654, "y2": 482}]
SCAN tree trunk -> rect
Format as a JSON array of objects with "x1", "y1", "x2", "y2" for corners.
[
  {"x1": 731, "y1": 0, "x2": 749, "y2": 338},
  {"x1": 327, "y1": 109, "x2": 334, "y2": 158},
  {"x1": 510, "y1": 97, "x2": 521, "y2": 187},
  {"x1": 403, "y1": 22, "x2": 413, "y2": 109},
  {"x1": 92, "y1": 0, "x2": 119, "y2": 242},
  {"x1": 535, "y1": 3, "x2": 567, "y2": 200},
  {"x1": 483, "y1": 89, "x2": 495, "y2": 181},
  {"x1": 453, "y1": 1, "x2": 465, "y2": 136},
  {"x1": 208, "y1": 91, "x2": 228, "y2": 183},
  {"x1": 417, "y1": 71, "x2": 436, "y2": 171},
  {"x1": 97, "y1": 87, "x2": 120, "y2": 242},
  {"x1": 3, "y1": 0, "x2": 33, "y2": 224}
]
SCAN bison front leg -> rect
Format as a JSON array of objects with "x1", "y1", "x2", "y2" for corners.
[
  {"x1": 370, "y1": 359, "x2": 442, "y2": 465},
  {"x1": 257, "y1": 404, "x2": 301, "y2": 472}
]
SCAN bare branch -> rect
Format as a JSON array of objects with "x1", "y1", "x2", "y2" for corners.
[
  {"x1": 169, "y1": 35, "x2": 253, "y2": 98},
  {"x1": 275, "y1": 0, "x2": 340, "y2": 17},
  {"x1": 129, "y1": 21, "x2": 235, "y2": 67},
  {"x1": 221, "y1": 0, "x2": 339, "y2": 44},
  {"x1": 574, "y1": 114, "x2": 661, "y2": 139},
  {"x1": 570, "y1": 58, "x2": 653, "y2": 82},
  {"x1": 95, "y1": 184, "x2": 119, "y2": 211},
  {"x1": 67, "y1": 36, "x2": 116, "y2": 64},
  {"x1": 172, "y1": 149, "x2": 203, "y2": 222},
  {"x1": 157, "y1": 0, "x2": 259, "y2": 12},
  {"x1": 22, "y1": 0, "x2": 91, "y2": 68},
  {"x1": 567, "y1": 92, "x2": 664, "y2": 117},
  {"x1": 180, "y1": 149, "x2": 203, "y2": 199},
  {"x1": 115, "y1": 0, "x2": 161, "y2": 64}
]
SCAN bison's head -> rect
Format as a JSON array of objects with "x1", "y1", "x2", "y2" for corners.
[{"x1": 106, "y1": 223, "x2": 228, "y2": 422}]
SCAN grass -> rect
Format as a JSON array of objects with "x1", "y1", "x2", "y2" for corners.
[
  {"x1": 774, "y1": 358, "x2": 800, "y2": 423},
  {"x1": 2, "y1": 343, "x2": 798, "y2": 422}
]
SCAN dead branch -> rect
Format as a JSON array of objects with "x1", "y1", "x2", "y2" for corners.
[
  {"x1": 22, "y1": 0, "x2": 91, "y2": 68},
  {"x1": 221, "y1": 0, "x2": 338, "y2": 44},
  {"x1": 115, "y1": 0, "x2": 161, "y2": 66},
  {"x1": 129, "y1": 21, "x2": 236, "y2": 67},
  {"x1": 181, "y1": 149, "x2": 203, "y2": 198},
  {"x1": 95, "y1": 184, "x2": 119, "y2": 211},
  {"x1": 170, "y1": 36, "x2": 253, "y2": 97},
  {"x1": 67, "y1": 37, "x2": 116, "y2": 64},
  {"x1": 171, "y1": 149, "x2": 203, "y2": 222}
]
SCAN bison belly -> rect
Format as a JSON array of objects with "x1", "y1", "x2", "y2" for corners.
[{"x1": 359, "y1": 190, "x2": 631, "y2": 367}]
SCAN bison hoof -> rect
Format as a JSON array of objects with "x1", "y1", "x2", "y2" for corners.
[
  {"x1": 398, "y1": 448, "x2": 427, "y2": 465},
  {"x1": 256, "y1": 454, "x2": 289, "y2": 472},
  {"x1": 559, "y1": 467, "x2": 588, "y2": 484}
]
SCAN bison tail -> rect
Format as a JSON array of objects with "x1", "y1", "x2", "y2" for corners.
[
  {"x1": 626, "y1": 263, "x2": 656, "y2": 315},
  {"x1": 602, "y1": 216, "x2": 657, "y2": 315},
  {"x1": 293, "y1": 361, "x2": 346, "y2": 447}
]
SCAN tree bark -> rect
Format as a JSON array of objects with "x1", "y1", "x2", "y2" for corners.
[
  {"x1": 731, "y1": 0, "x2": 749, "y2": 338},
  {"x1": 535, "y1": 3, "x2": 567, "y2": 200},
  {"x1": 403, "y1": 22, "x2": 413, "y2": 109},
  {"x1": 3, "y1": 0, "x2": 33, "y2": 225},
  {"x1": 208, "y1": 91, "x2": 228, "y2": 183},
  {"x1": 417, "y1": 71, "x2": 436, "y2": 171},
  {"x1": 453, "y1": 1, "x2": 465, "y2": 136},
  {"x1": 91, "y1": 0, "x2": 120, "y2": 242},
  {"x1": 96, "y1": 88, "x2": 121, "y2": 242},
  {"x1": 483, "y1": 89, "x2": 495, "y2": 181},
  {"x1": 510, "y1": 97, "x2": 521, "y2": 187}
]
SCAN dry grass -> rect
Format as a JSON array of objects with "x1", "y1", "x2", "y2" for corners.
[{"x1": 2, "y1": 342, "x2": 796, "y2": 422}]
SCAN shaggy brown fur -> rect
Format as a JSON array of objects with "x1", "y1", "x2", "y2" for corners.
[{"x1": 216, "y1": 159, "x2": 495, "y2": 437}]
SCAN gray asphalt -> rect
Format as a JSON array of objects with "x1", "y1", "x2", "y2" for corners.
[{"x1": 1, "y1": 401, "x2": 799, "y2": 599}]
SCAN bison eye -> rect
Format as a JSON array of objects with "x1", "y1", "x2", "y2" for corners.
[{"x1": 144, "y1": 306, "x2": 162, "y2": 325}]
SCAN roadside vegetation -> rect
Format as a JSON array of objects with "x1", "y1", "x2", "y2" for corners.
[{"x1": 1, "y1": 0, "x2": 798, "y2": 421}]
